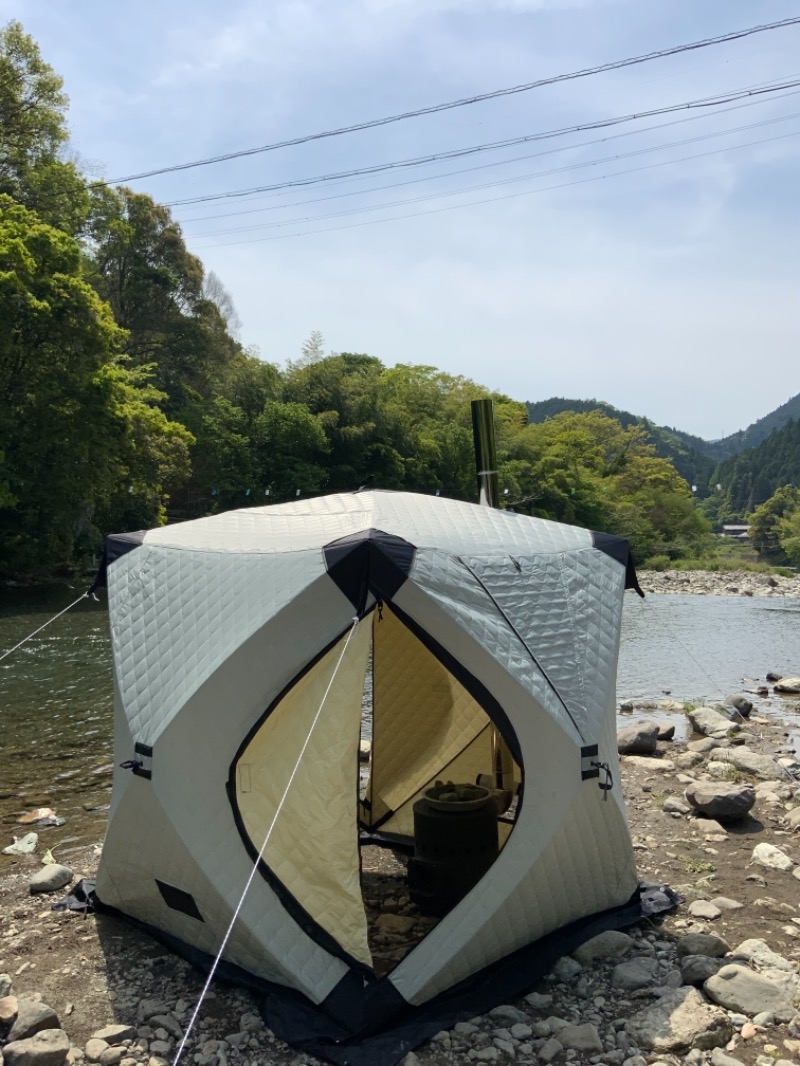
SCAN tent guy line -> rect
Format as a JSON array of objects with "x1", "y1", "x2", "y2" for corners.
[{"x1": 97, "y1": 15, "x2": 800, "y2": 186}]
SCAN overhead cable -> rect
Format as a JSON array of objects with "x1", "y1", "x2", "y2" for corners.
[
  {"x1": 99, "y1": 15, "x2": 800, "y2": 186},
  {"x1": 168, "y1": 77, "x2": 800, "y2": 210},
  {"x1": 190, "y1": 127, "x2": 800, "y2": 250}
]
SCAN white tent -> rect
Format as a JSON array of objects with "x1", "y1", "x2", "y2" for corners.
[{"x1": 95, "y1": 490, "x2": 645, "y2": 1064}]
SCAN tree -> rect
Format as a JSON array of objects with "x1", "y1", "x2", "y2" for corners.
[
  {"x1": 0, "y1": 21, "x2": 88, "y2": 232},
  {"x1": 749, "y1": 484, "x2": 800, "y2": 562},
  {"x1": 0, "y1": 196, "x2": 190, "y2": 574},
  {"x1": 203, "y1": 270, "x2": 242, "y2": 339}
]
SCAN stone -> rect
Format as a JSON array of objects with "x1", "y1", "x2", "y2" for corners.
[
  {"x1": 688, "y1": 900, "x2": 722, "y2": 921},
  {"x1": 0, "y1": 973, "x2": 12, "y2": 997},
  {"x1": 510, "y1": 1022, "x2": 532, "y2": 1039},
  {"x1": 558, "y1": 1023, "x2": 603, "y2": 1052},
  {"x1": 680, "y1": 955, "x2": 725, "y2": 985},
  {"x1": 551, "y1": 957, "x2": 582, "y2": 980},
  {"x1": 710, "y1": 897, "x2": 743, "y2": 911},
  {"x1": 618, "y1": 723, "x2": 660, "y2": 756},
  {"x1": 725, "y1": 694, "x2": 753, "y2": 717},
  {"x1": 524, "y1": 992, "x2": 552, "y2": 1010},
  {"x1": 2, "y1": 1029, "x2": 71, "y2": 1066},
  {"x1": 136, "y1": 1001, "x2": 169, "y2": 1024},
  {"x1": 704, "y1": 964, "x2": 795, "y2": 1021},
  {"x1": 786, "y1": 808, "x2": 800, "y2": 830},
  {"x1": 97, "y1": 1050, "x2": 124, "y2": 1066},
  {"x1": 676, "y1": 752, "x2": 704, "y2": 770},
  {"x1": 684, "y1": 782, "x2": 755, "y2": 822},
  {"x1": 488, "y1": 1005, "x2": 528, "y2": 1024},
  {"x1": 676, "y1": 933, "x2": 730, "y2": 958},
  {"x1": 28, "y1": 865, "x2": 73, "y2": 895},
  {"x1": 708, "y1": 747, "x2": 785, "y2": 780},
  {"x1": 663, "y1": 797, "x2": 692, "y2": 815},
  {"x1": 710, "y1": 1050, "x2": 745, "y2": 1066},
  {"x1": 90, "y1": 1027, "x2": 137, "y2": 1046},
  {"x1": 8, "y1": 1002, "x2": 61, "y2": 1043},
  {"x1": 688, "y1": 707, "x2": 736, "y2": 737},
  {"x1": 375, "y1": 914, "x2": 416, "y2": 936},
  {"x1": 658, "y1": 724, "x2": 676, "y2": 740},
  {"x1": 688, "y1": 737, "x2": 719, "y2": 753},
  {"x1": 0, "y1": 994, "x2": 19, "y2": 1025},
  {"x1": 774, "y1": 677, "x2": 800, "y2": 694},
  {"x1": 623, "y1": 756, "x2": 675, "y2": 771},
  {"x1": 146, "y1": 1017, "x2": 181, "y2": 1040},
  {"x1": 625, "y1": 987, "x2": 731, "y2": 1052},
  {"x1": 752, "y1": 842, "x2": 794, "y2": 871},
  {"x1": 612, "y1": 958, "x2": 659, "y2": 991},
  {"x1": 730, "y1": 939, "x2": 795, "y2": 971},
  {"x1": 84, "y1": 1041, "x2": 108, "y2": 1063},
  {"x1": 572, "y1": 930, "x2": 634, "y2": 965},
  {"x1": 538, "y1": 1037, "x2": 563, "y2": 1062}
]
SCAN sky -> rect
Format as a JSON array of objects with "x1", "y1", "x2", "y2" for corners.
[{"x1": 5, "y1": 0, "x2": 800, "y2": 439}]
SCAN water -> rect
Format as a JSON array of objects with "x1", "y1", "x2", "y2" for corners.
[{"x1": 2, "y1": 587, "x2": 799, "y2": 863}]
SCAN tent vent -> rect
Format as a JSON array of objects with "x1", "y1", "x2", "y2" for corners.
[{"x1": 155, "y1": 879, "x2": 204, "y2": 921}]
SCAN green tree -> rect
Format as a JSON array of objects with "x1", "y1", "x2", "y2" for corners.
[
  {"x1": 0, "y1": 20, "x2": 88, "y2": 232},
  {"x1": 749, "y1": 484, "x2": 800, "y2": 562}
]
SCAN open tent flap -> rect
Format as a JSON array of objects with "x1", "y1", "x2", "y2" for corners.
[
  {"x1": 362, "y1": 605, "x2": 520, "y2": 838},
  {"x1": 234, "y1": 621, "x2": 373, "y2": 969}
]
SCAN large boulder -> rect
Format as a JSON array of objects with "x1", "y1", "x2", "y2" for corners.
[
  {"x1": 724, "y1": 694, "x2": 753, "y2": 717},
  {"x1": 7, "y1": 1001, "x2": 60, "y2": 1042},
  {"x1": 687, "y1": 707, "x2": 736, "y2": 739},
  {"x1": 617, "y1": 722, "x2": 659, "y2": 756},
  {"x1": 2, "y1": 1028, "x2": 70, "y2": 1066},
  {"x1": 775, "y1": 677, "x2": 800, "y2": 694},
  {"x1": 706, "y1": 746, "x2": 785, "y2": 781},
  {"x1": 624, "y1": 986, "x2": 732, "y2": 1052},
  {"x1": 684, "y1": 782, "x2": 755, "y2": 822},
  {"x1": 704, "y1": 964, "x2": 796, "y2": 1021}
]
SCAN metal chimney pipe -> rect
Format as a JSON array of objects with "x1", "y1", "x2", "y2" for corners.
[{"x1": 470, "y1": 398, "x2": 515, "y2": 804}]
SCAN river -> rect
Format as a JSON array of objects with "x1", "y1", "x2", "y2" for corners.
[{"x1": 2, "y1": 586, "x2": 799, "y2": 861}]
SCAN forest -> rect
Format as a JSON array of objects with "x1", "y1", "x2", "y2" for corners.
[{"x1": 2, "y1": 21, "x2": 798, "y2": 579}]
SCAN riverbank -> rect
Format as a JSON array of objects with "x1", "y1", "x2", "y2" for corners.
[
  {"x1": 4, "y1": 691, "x2": 800, "y2": 1066},
  {"x1": 636, "y1": 569, "x2": 800, "y2": 598}
]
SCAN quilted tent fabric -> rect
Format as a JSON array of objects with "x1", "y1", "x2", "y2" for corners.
[{"x1": 96, "y1": 489, "x2": 641, "y2": 1064}]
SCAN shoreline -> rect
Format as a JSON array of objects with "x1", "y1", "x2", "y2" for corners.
[
  {"x1": 636, "y1": 569, "x2": 800, "y2": 598},
  {"x1": 4, "y1": 692, "x2": 800, "y2": 1064}
]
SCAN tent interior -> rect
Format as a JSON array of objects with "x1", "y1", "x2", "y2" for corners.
[{"x1": 230, "y1": 600, "x2": 522, "y2": 979}]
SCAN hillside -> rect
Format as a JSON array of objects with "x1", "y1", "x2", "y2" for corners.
[
  {"x1": 525, "y1": 398, "x2": 715, "y2": 489},
  {"x1": 702, "y1": 392, "x2": 800, "y2": 460},
  {"x1": 707, "y1": 417, "x2": 800, "y2": 521}
]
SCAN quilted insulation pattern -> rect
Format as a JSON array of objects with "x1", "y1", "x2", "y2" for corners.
[
  {"x1": 108, "y1": 546, "x2": 322, "y2": 743},
  {"x1": 458, "y1": 549, "x2": 625, "y2": 739},
  {"x1": 137, "y1": 491, "x2": 595, "y2": 558},
  {"x1": 391, "y1": 775, "x2": 638, "y2": 1005}
]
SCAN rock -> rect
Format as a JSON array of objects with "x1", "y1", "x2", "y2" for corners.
[
  {"x1": 658, "y1": 724, "x2": 676, "y2": 741},
  {"x1": 2, "y1": 1029, "x2": 71, "y2": 1066},
  {"x1": 725, "y1": 694, "x2": 753, "y2": 717},
  {"x1": 375, "y1": 914, "x2": 416, "y2": 936},
  {"x1": 730, "y1": 939, "x2": 795, "y2": 972},
  {"x1": 751, "y1": 842, "x2": 794, "y2": 871},
  {"x1": 29, "y1": 865, "x2": 73, "y2": 895},
  {"x1": 90, "y1": 1028, "x2": 137, "y2": 1047},
  {"x1": 572, "y1": 930, "x2": 634, "y2": 965},
  {"x1": 558, "y1": 1023, "x2": 603, "y2": 1051},
  {"x1": 684, "y1": 782, "x2": 755, "y2": 822},
  {"x1": 709, "y1": 1050, "x2": 745, "y2": 1066},
  {"x1": 676, "y1": 933, "x2": 730, "y2": 958},
  {"x1": 688, "y1": 737, "x2": 720, "y2": 753},
  {"x1": 663, "y1": 797, "x2": 692, "y2": 815},
  {"x1": 146, "y1": 1017, "x2": 181, "y2": 1041},
  {"x1": 688, "y1": 900, "x2": 722, "y2": 921},
  {"x1": 136, "y1": 1001, "x2": 169, "y2": 1025},
  {"x1": 0, "y1": 973, "x2": 12, "y2": 997},
  {"x1": 551, "y1": 957, "x2": 582, "y2": 980},
  {"x1": 680, "y1": 955, "x2": 726, "y2": 985},
  {"x1": 625, "y1": 986, "x2": 731, "y2": 1052},
  {"x1": 84, "y1": 1041, "x2": 108, "y2": 1064},
  {"x1": 488, "y1": 1005, "x2": 528, "y2": 1024},
  {"x1": 766, "y1": 671, "x2": 783, "y2": 682},
  {"x1": 706, "y1": 746, "x2": 784, "y2": 780},
  {"x1": 524, "y1": 992, "x2": 552, "y2": 1010},
  {"x1": 688, "y1": 707, "x2": 736, "y2": 738},
  {"x1": 618, "y1": 723, "x2": 660, "y2": 756},
  {"x1": 612, "y1": 958, "x2": 659, "y2": 990},
  {"x1": 537, "y1": 1037, "x2": 563, "y2": 1062},
  {"x1": 675, "y1": 752, "x2": 704, "y2": 770},
  {"x1": 774, "y1": 678, "x2": 800, "y2": 694},
  {"x1": 8, "y1": 1002, "x2": 61, "y2": 1043},
  {"x1": 710, "y1": 897, "x2": 743, "y2": 911},
  {"x1": 704, "y1": 964, "x2": 795, "y2": 1021},
  {"x1": 623, "y1": 756, "x2": 676, "y2": 771},
  {"x1": 0, "y1": 995, "x2": 19, "y2": 1025},
  {"x1": 2, "y1": 832, "x2": 38, "y2": 856}
]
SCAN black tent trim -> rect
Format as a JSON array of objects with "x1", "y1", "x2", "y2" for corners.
[
  {"x1": 590, "y1": 532, "x2": 644, "y2": 598},
  {"x1": 90, "y1": 530, "x2": 147, "y2": 592},
  {"x1": 323, "y1": 529, "x2": 415, "y2": 616}
]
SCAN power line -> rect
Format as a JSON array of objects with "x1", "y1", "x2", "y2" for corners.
[
  {"x1": 190, "y1": 127, "x2": 800, "y2": 250},
  {"x1": 166, "y1": 77, "x2": 800, "y2": 210},
  {"x1": 186, "y1": 112, "x2": 800, "y2": 240},
  {"x1": 178, "y1": 89, "x2": 800, "y2": 234},
  {"x1": 99, "y1": 15, "x2": 800, "y2": 186}
]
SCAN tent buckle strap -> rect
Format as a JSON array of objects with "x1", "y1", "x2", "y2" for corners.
[
  {"x1": 592, "y1": 761, "x2": 613, "y2": 800},
  {"x1": 120, "y1": 741, "x2": 153, "y2": 780}
]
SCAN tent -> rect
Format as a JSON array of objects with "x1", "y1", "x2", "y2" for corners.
[{"x1": 94, "y1": 490, "x2": 647, "y2": 1064}]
